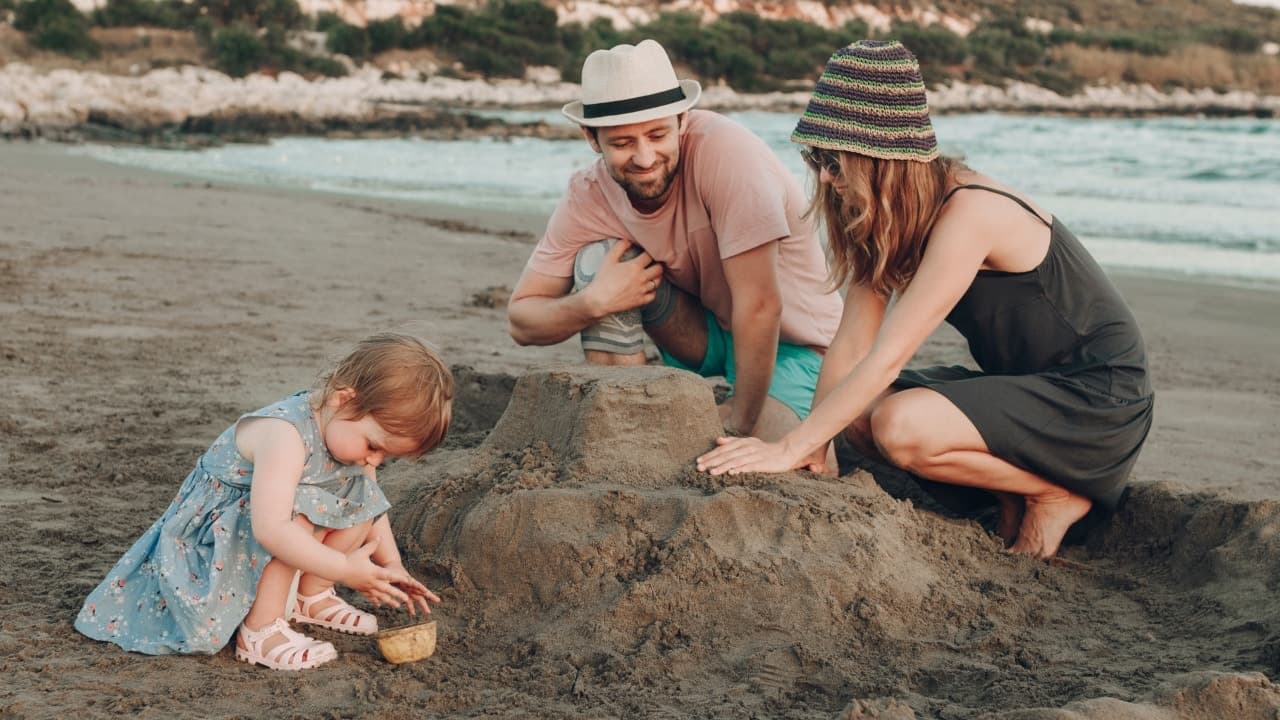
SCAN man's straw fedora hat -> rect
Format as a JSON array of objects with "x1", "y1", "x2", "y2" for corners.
[{"x1": 562, "y1": 39, "x2": 701, "y2": 127}]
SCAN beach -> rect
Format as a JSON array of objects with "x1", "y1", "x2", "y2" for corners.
[{"x1": 3, "y1": 139, "x2": 1280, "y2": 718}]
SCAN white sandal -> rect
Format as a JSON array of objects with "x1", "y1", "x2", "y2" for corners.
[
  {"x1": 291, "y1": 587, "x2": 378, "y2": 635},
  {"x1": 235, "y1": 618, "x2": 337, "y2": 671}
]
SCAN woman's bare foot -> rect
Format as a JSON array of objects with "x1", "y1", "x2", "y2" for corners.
[
  {"x1": 1009, "y1": 488, "x2": 1092, "y2": 558},
  {"x1": 993, "y1": 492, "x2": 1025, "y2": 547}
]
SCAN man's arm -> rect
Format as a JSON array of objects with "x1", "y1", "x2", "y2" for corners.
[
  {"x1": 507, "y1": 240, "x2": 663, "y2": 346},
  {"x1": 721, "y1": 241, "x2": 783, "y2": 435},
  {"x1": 506, "y1": 266, "x2": 591, "y2": 346}
]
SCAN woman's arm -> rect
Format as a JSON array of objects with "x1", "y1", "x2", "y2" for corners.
[
  {"x1": 697, "y1": 213, "x2": 991, "y2": 475},
  {"x1": 812, "y1": 282, "x2": 888, "y2": 410},
  {"x1": 796, "y1": 282, "x2": 887, "y2": 468}
]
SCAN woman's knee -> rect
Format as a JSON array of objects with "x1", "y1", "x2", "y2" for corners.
[
  {"x1": 841, "y1": 387, "x2": 901, "y2": 460},
  {"x1": 868, "y1": 393, "x2": 931, "y2": 470}
]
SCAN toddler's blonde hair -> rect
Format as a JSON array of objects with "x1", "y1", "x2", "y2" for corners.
[{"x1": 314, "y1": 333, "x2": 454, "y2": 457}]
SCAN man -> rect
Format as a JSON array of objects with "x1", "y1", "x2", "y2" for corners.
[{"x1": 507, "y1": 39, "x2": 843, "y2": 448}]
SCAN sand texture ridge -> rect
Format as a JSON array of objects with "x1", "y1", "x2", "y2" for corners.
[{"x1": 2, "y1": 141, "x2": 1280, "y2": 718}]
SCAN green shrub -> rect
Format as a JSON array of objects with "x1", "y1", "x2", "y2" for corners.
[
  {"x1": 313, "y1": 10, "x2": 342, "y2": 33},
  {"x1": 769, "y1": 47, "x2": 821, "y2": 78},
  {"x1": 194, "y1": 0, "x2": 303, "y2": 31},
  {"x1": 33, "y1": 12, "x2": 99, "y2": 56},
  {"x1": 14, "y1": 0, "x2": 79, "y2": 31},
  {"x1": 1032, "y1": 67, "x2": 1083, "y2": 95},
  {"x1": 456, "y1": 44, "x2": 523, "y2": 76},
  {"x1": 1046, "y1": 27, "x2": 1084, "y2": 46},
  {"x1": 967, "y1": 27, "x2": 1014, "y2": 71},
  {"x1": 965, "y1": 15, "x2": 1050, "y2": 78},
  {"x1": 837, "y1": 19, "x2": 870, "y2": 43},
  {"x1": 893, "y1": 21, "x2": 966, "y2": 66},
  {"x1": 212, "y1": 24, "x2": 265, "y2": 76},
  {"x1": 298, "y1": 53, "x2": 347, "y2": 76},
  {"x1": 631, "y1": 11, "x2": 853, "y2": 90},
  {"x1": 1046, "y1": 27, "x2": 1178, "y2": 57},
  {"x1": 409, "y1": 1, "x2": 566, "y2": 78},
  {"x1": 558, "y1": 17, "x2": 622, "y2": 82},
  {"x1": 892, "y1": 20, "x2": 966, "y2": 84},
  {"x1": 494, "y1": 0, "x2": 556, "y2": 44},
  {"x1": 92, "y1": 0, "x2": 187, "y2": 28},
  {"x1": 366, "y1": 16, "x2": 404, "y2": 55},
  {"x1": 1196, "y1": 26, "x2": 1262, "y2": 54},
  {"x1": 15, "y1": 0, "x2": 99, "y2": 58},
  {"x1": 1105, "y1": 31, "x2": 1173, "y2": 56},
  {"x1": 192, "y1": 14, "x2": 214, "y2": 41},
  {"x1": 326, "y1": 22, "x2": 368, "y2": 61}
]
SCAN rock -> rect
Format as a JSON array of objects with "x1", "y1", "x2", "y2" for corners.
[
  {"x1": 523, "y1": 65, "x2": 562, "y2": 85},
  {"x1": 2, "y1": 61, "x2": 1277, "y2": 144}
]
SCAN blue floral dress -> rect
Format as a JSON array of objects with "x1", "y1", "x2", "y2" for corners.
[{"x1": 74, "y1": 392, "x2": 390, "y2": 655}]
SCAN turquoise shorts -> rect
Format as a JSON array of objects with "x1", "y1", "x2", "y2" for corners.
[{"x1": 660, "y1": 310, "x2": 824, "y2": 420}]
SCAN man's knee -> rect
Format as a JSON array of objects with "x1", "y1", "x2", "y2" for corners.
[{"x1": 573, "y1": 238, "x2": 647, "y2": 356}]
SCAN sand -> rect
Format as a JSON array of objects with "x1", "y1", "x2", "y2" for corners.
[{"x1": 2, "y1": 140, "x2": 1279, "y2": 719}]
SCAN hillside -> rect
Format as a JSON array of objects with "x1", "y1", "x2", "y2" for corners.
[
  {"x1": 2, "y1": 0, "x2": 1279, "y2": 104},
  {"x1": 537, "y1": 0, "x2": 1280, "y2": 37}
]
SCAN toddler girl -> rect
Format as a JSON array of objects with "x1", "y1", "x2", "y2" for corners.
[{"x1": 76, "y1": 332, "x2": 453, "y2": 670}]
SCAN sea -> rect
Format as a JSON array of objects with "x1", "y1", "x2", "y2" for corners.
[{"x1": 75, "y1": 111, "x2": 1280, "y2": 286}]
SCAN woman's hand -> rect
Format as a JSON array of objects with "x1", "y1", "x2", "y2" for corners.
[
  {"x1": 801, "y1": 442, "x2": 835, "y2": 476},
  {"x1": 696, "y1": 436, "x2": 803, "y2": 476}
]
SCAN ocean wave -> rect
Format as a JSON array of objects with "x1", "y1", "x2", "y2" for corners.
[{"x1": 74, "y1": 112, "x2": 1280, "y2": 284}]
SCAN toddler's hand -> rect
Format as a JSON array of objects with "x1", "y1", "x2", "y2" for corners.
[
  {"x1": 383, "y1": 562, "x2": 442, "y2": 617},
  {"x1": 341, "y1": 539, "x2": 415, "y2": 610}
]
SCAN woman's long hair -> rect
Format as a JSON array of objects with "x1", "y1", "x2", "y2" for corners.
[{"x1": 811, "y1": 153, "x2": 967, "y2": 297}]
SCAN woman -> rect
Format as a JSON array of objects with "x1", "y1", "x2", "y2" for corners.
[{"x1": 696, "y1": 40, "x2": 1153, "y2": 558}]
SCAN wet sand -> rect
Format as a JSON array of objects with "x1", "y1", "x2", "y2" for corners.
[{"x1": 2, "y1": 140, "x2": 1279, "y2": 718}]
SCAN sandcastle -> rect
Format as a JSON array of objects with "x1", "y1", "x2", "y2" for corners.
[{"x1": 386, "y1": 365, "x2": 1280, "y2": 718}]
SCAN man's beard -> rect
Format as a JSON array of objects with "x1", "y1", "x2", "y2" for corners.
[{"x1": 612, "y1": 160, "x2": 678, "y2": 205}]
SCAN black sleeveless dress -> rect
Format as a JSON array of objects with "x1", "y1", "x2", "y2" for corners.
[{"x1": 895, "y1": 184, "x2": 1154, "y2": 511}]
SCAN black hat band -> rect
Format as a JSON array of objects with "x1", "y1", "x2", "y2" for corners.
[{"x1": 582, "y1": 86, "x2": 687, "y2": 119}]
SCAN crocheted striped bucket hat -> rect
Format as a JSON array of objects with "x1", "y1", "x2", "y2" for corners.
[{"x1": 791, "y1": 40, "x2": 939, "y2": 162}]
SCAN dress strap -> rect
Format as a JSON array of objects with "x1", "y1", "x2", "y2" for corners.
[{"x1": 941, "y1": 184, "x2": 1051, "y2": 228}]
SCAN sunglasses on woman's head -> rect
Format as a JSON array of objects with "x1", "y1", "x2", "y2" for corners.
[{"x1": 801, "y1": 147, "x2": 842, "y2": 178}]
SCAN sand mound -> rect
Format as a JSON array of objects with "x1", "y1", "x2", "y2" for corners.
[{"x1": 376, "y1": 365, "x2": 1280, "y2": 717}]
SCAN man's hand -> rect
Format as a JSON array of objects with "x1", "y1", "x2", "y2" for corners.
[
  {"x1": 717, "y1": 401, "x2": 752, "y2": 438},
  {"x1": 580, "y1": 240, "x2": 665, "y2": 319}
]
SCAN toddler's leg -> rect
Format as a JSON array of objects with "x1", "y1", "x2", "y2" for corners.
[
  {"x1": 238, "y1": 514, "x2": 339, "y2": 667},
  {"x1": 296, "y1": 518, "x2": 374, "y2": 597},
  {"x1": 291, "y1": 518, "x2": 379, "y2": 634}
]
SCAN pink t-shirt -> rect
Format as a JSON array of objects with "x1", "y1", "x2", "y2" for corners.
[{"x1": 528, "y1": 110, "x2": 842, "y2": 350}]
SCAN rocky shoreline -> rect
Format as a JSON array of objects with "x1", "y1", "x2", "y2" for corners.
[{"x1": 2, "y1": 62, "x2": 1277, "y2": 147}]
